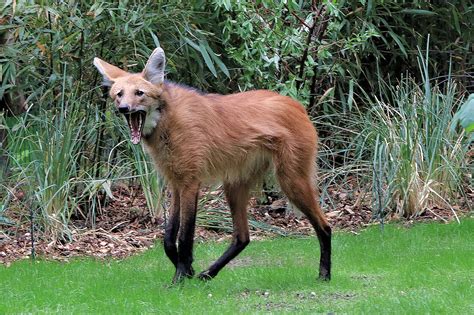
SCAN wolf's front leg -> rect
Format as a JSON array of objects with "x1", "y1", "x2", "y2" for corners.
[
  {"x1": 173, "y1": 181, "x2": 200, "y2": 284},
  {"x1": 164, "y1": 188, "x2": 180, "y2": 268}
]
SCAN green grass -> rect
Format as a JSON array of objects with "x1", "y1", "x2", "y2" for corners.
[{"x1": 1, "y1": 220, "x2": 473, "y2": 314}]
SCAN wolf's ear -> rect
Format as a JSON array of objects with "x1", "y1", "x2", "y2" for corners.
[
  {"x1": 93, "y1": 58, "x2": 128, "y2": 86},
  {"x1": 143, "y1": 47, "x2": 166, "y2": 85}
]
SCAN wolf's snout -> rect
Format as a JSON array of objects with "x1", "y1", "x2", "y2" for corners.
[{"x1": 118, "y1": 104, "x2": 130, "y2": 113}]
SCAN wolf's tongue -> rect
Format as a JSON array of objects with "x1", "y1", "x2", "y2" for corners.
[{"x1": 129, "y1": 112, "x2": 142, "y2": 145}]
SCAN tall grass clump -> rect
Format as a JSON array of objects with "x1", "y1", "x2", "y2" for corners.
[
  {"x1": 369, "y1": 79, "x2": 467, "y2": 218},
  {"x1": 352, "y1": 51, "x2": 470, "y2": 218},
  {"x1": 6, "y1": 96, "x2": 91, "y2": 240}
]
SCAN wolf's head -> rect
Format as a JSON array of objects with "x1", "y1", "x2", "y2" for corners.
[{"x1": 93, "y1": 48, "x2": 166, "y2": 144}]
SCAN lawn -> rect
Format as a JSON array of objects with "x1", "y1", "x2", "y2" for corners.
[{"x1": 1, "y1": 220, "x2": 473, "y2": 314}]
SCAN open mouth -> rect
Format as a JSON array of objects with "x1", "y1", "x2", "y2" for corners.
[{"x1": 124, "y1": 110, "x2": 146, "y2": 145}]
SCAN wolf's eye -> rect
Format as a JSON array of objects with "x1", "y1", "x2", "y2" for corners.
[
  {"x1": 117, "y1": 91, "x2": 123, "y2": 98},
  {"x1": 135, "y1": 90, "x2": 144, "y2": 96}
]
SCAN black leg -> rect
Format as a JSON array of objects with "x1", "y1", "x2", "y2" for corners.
[
  {"x1": 277, "y1": 176, "x2": 332, "y2": 282},
  {"x1": 316, "y1": 225, "x2": 331, "y2": 281},
  {"x1": 164, "y1": 189, "x2": 180, "y2": 268},
  {"x1": 173, "y1": 182, "x2": 199, "y2": 284},
  {"x1": 198, "y1": 182, "x2": 251, "y2": 280},
  {"x1": 198, "y1": 236, "x2": 249, "y2": 280}
]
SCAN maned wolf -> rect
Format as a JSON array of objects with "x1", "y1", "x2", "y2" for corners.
[{"x1": 93, "y1": 48, "x2": 331, "y2": 284}]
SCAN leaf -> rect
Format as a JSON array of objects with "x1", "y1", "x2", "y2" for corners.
[
  {"x1": 84, "y1": 180, "x2": 116, "y2": 200},
  {"x1": 222, "y1": 0, "x2": 231, "y2": 10},
  {"x1": 0, "y1": 24, "x2": 16, "y2": 31},
  {"x1": 183, "y1": 37, "x2": 200, "y2": 51},
  {"x1": 400, "y1": 9, "x2": 436, "y2": 16},
  {"x1": 149, "y1": 31, "x2": 160, "y2": 48},
  {"x1": 204, "y1": 42, "x2": 230, "y2": 78},
  {"x1": 94, "y1": 6, "x2": 104, "y2": 17},
  {"x1": 45, "y1": 6, "x2": 61, "y2": 17},
  {"x1": 101, "y1": 180, "x2": 115, "y2": 200},
  {"x1": 0, "y1": 215, "x2": 14, "y2": 226},
  {"x1": 184, "y1": 37, "x2": 219, "y2": 76},
  {"x1": 387, "y1": 31, "x2": 407, "y2": 58},
  {"x1": 287, "y1": 0, "x2": 299, "y2": 11},
  {"x1": 198, "y1": 41, "x2": 217, "y2": 77},
  {"x1": 451, "y1": 94, "x2": 474, "y2": 133},
  {"x1": 348, "y1": 79, "x2": 354, "y2": 111},
  {"x1": 0, "y1": 193, "x2": 14, "y2": 226},
  {"x1": 209, "y1": 52, "x2": 230, "y2": 78},
  {"x1": 0, "y1": 84, "x2": 14, "y2": 99},
  {"x1": 366, "y1": 0, "x2": 373, "y2": 16},
  {"x1": 452, "y1": 8, "x2": 461, "y2": 35},
  {"x1": 316, "y1": 87, "x2": 335, "y2": 107},
  {"x1": 11, "y1": 123, "x2": 23, "y2": 132}
]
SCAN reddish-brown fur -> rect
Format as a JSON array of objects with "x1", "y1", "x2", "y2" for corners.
[{"x1": 94, "y1": 48, "x2": 331, "y2": 284}]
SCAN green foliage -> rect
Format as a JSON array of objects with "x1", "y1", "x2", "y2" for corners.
[
  {"x1": 0, "y1": 191, "x2": 14, "y2": 226},
  {"x1": 351, "y1": 51, "x2": 469, "y2": 218},
  {"x1": 1, "y1": 1, "x2": 472, "y2": 236},
  {"x1": 6, "y1": 93, "x2": 89, "y2": 239},
  {"x1": 368, "y1": 79, "x2": 467, "y2": 217},
  {"x1": 452, "y1": 94, "x2": 474, "y2": 134},
  {"x1": 214, "y1": 0, "x2": 473, "y2": 113}
]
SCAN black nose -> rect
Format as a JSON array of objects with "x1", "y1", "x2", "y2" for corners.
[{"x1": 118, "y1": 104, "x2": 129, "y2": 113}]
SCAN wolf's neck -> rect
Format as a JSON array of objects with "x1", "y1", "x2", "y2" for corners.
[
  {"x1": 142, "y1": 108, "x2": 162, "y2": 137},
  {"x1": 142, "y1": 81, "x2": 201, "y2": 138}
]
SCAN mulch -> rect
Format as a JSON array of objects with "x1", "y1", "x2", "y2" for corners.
[{"x1": 0, "y1": 185, "x2": 471, "y2": 265}]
